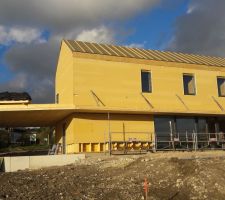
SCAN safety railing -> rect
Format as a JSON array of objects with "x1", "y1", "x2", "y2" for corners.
[{"x1": 155, "y1": 132, "x2": 225, "y2": 151}]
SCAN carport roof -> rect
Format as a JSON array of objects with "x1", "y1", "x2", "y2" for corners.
[
  {"x1": 0, "y1": 104, "x2": 76, "y2": 127},
  {"x1": 1, "y1": 103, "x2": 225, "y2": 127}
]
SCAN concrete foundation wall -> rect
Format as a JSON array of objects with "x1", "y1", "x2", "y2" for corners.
[{"x1": 1, "y1": 154, "x2": 85, "y2": 172}]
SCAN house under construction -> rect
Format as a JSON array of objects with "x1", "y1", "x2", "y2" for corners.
[{"x1": 1, "y1": 40, "x2": 225, "y2": 153}]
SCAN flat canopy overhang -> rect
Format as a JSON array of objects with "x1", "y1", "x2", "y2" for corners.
[
  {"x1": 0, "y1": 104, "x2": 76, "y2": 127},
  {"x1": 75, "y1": 106, "x2": 225, "y2": 116},
  {"x1": 0, "y1": 104, "x2": 225, "y2": 127}
]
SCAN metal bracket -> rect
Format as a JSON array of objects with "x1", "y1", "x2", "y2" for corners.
[
  {"x1": 90, "y1": 90, "x2": 105, "y2": 106},
  {"x1": 212, "y1": 96, "x2": 224, "y2": 111},
  {"x1": 140, "y1": 93, "x2": 154, "y2": 109},
  {"x1": 176, "y1": 94, "x2": 189, "y2": 110}
]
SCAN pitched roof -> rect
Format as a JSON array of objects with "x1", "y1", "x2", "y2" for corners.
[
  {"x1": 65, "y1": 40, "x2": 225, "y2": 67},
  {"x1": 0, "y1": 92, "x2": 32, "y2": 101}
]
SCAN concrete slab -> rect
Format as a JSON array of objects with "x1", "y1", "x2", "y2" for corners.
[
  {"x1": 3, "y1": 156, "x2": 30, "y2": 172},
  {"x1": 2, "y1": 154, "x2": 85, "y2": 172}
]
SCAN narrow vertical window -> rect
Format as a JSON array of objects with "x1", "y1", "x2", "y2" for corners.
[
  {"x1": 183, "y1": 74, "x2": 196, "y2": 95},
  {"x1": 217, "y1": 77, "x2": 225, "y2": 97},
  {"x1": 141, "y1": 71, "x2": 152, "y2": 93},
  {"x1": 56, "y1": 93, "x2": 59, "y2": 103}
]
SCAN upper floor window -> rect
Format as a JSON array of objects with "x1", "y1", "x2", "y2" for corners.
[
  {"x1": 183, "y1": 74, "x2": 196, "y2": 95},
  {"x1": 141, "y1": 70, "x2": 152, "y2": 93},
  {"x1": 56, "y1": 93, "x2": 59, "y2": 103},
  {"x1": 217, "y1": 77, "x2": 225, "y2": 97}
]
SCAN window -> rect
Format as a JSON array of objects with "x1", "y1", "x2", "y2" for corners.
[
  {"x1": 56, "y1": 93, "x2": 59, "y2": 104},
  {"x1": 141, "y1": 71, "x2": 152, "y2": 93},
  {"x1": 176, "y1": 117, "x2": 196, "y2": 136},
  {"x1": 183, "y1": 74, "x2": 196, "y2": 95},
  {"x1": 217, "y1": 77, "x2": 225, "y2": 97}
]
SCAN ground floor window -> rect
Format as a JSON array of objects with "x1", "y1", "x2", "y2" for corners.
[{"x1": 154, "y1": 115, "x2": 225, "y2": 150}]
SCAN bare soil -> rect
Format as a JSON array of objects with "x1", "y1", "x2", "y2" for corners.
[{"x1": 1, "y1": 151, "x2": 225, "y2": 200}]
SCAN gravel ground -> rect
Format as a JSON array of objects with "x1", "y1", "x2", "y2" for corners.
[{"x1": 1, "y1": 151, "x2": 225, "y2": 200}]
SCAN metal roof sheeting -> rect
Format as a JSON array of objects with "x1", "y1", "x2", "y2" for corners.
[{"x1": 65, "y1": 40, "x2": 225, "y2": 67}]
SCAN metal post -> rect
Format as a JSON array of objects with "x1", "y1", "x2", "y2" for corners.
[
  {"x1": 169, "y1": 121, "x2": 175, "y2": 151},
  {"x1": 186, "y1": 131, "x2": 189, "y2": 150},
  {"x1": 195, "y1": 131, "x2": 198, "y2": 151},
  {"x1": 215, "y1": 120, "x2": 219, "y2": 142},
  {"x1": 123, "y1": 123, "x2": 126, "y2": 154},
  {"x1": 154, "y1": 132, "x2": 157, "y2": 152},
  {"x1": 108, "y1": 113, "x2": 111, "y2": 155},
  {"x1": 104, "y1": 131, "x2": 106, "y2": 155},
  {"x1": 206, "y1": 119, "x2": 209, "y2": 146},
  {"x1": 194, "y1": 118, "x2": 198, "y2": 150},
  {"x1": 193, "y1": 131, "x2": 197, "y2": 151}
]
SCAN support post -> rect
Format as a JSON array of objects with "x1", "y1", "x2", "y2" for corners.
[
  {"x1": 169, "y1": 121, "x2": 175, "y2": 151},
  {"x1": 108, "y1": 113, "x2": 111, "y2": 155},
  {"x1": 186, "y1": 131, "x2": 189, "y2": 150},
  {"x1": 123, "y1": 123, "x2": 126, "y2": 154}
]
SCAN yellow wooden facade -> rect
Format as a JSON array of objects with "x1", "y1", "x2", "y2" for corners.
[{"x1": 55, "y1": 40, "x2": 225, "y2": 153}]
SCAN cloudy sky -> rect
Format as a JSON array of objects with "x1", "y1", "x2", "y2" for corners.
[{"x1": 0, "y1": 0, "x2": 224, "y2": 103}]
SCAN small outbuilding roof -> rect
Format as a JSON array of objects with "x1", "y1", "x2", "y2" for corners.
[
  {"x1": 0, "y1": 92, "x2": 32, "y2": 101},
  {"x1": 65, "y1": 40, "x2": 225, "y2": 67}
]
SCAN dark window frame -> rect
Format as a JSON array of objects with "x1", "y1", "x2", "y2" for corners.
[
  {"x1": 141, "y1": 70, "x2": 152, "y2": 93},
  {"x1": 217, "y1": 77, "x2": 225, "y2": 97},
  {"x1": 183, "y1": 73, "x2": 196, "y2": 95}
]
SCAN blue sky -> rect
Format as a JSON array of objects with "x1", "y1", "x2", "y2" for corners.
[
  {"x1": 0, "y1": 0, "x2": 224, "y2": 103},
  {"x1": 122, "y1": 0, "x2": 189, "y2": 50}
]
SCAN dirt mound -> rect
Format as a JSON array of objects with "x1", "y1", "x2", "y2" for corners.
[{"x1": 1, "y1": 152, "x2": 225, "y2": 199}]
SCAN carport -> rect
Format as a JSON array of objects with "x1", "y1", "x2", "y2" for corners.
[
  {"x1": 0, "y1": 104, "x2": 75, "y2": 127},
  {"x1": 0, "y1": 104, "x2": 76, "y2": 154}
]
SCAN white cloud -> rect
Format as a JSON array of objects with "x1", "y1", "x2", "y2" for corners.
[
  {"x1": 186, "y1": 4, "x2": 196, "y2": 14},
  {"x1": 126, "y1": 42, "x2": 146, "y2": 49},
  {"x1": 0, "y1": 26, "x2": 44, "y2": 45},
  {"x1": 0, "y1": 0, "x2": 161, "y2": 33},
  {"x1": 168, "y1": 0, "x2": 225, "y2": 57},
  {"x1": 0, "y1": 0, "x2": 162, "y2": 102},
  {"x1": 76, "y1": 26, "x2": 114, "y2": 43}
]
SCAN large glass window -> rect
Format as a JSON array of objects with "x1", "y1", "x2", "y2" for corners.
[
  {"x1": 141, "y1": 71, "x2": 152, "y2": 93},
  {"x1": 217, "y1": 77, "x2": 225, "y2": 97},
  {"x1": 154, "y1": 116, "x2": 225, "y2": 150},
  {"x1": 197, "y1": 118, "x2": 208, "y2": 146},
  {"x1": 183, "y1": 74, "x2": 196, "y2": 95},
  {"x1": 176, "y1": 117, "x2": 196, "y2": 139},
  {"x1": 197, "y1": 118, "x2": 207, "y2": 133},
  {"x1": 154, "y1": 116, "x2": 176, "y2": 137}
]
